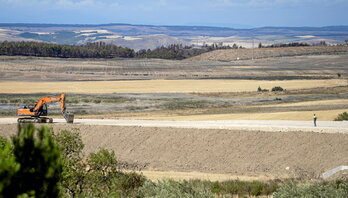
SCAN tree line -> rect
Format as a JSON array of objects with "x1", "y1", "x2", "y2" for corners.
[
  {"x1": 0, "y1": 41, "x2": 238, "y2": 60},
  {"x1": 258, "y1": 41, "x2": 329, "y2": 48},
  {"x1": 0, "y1": 41, "x2": 135, "y2": 58}
]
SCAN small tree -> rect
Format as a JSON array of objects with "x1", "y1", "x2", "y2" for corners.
[
  {"x1": 334, "y1": 112, "x2": 348, "y2": 121},
  {"x1": 0, "y1": 138, "x2": 19, "y2": 196},
  {"x1": 258, "y1": 42, "x2": 263, "y2": 48},
  {"x1": 272, "y1": 86, "x2": 284, "y2": 92},
  {"x1": 54, "y1": 129, "x2": 86, "y2": 197},
  {"x1": 258, "y1": 86, "x2": 269, "y2": 92},
  {"x1": 1, "y1": 124, "x2": 62, "y2": 198}
]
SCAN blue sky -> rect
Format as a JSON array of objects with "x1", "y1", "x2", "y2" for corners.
[{"x1": 1, "y1": 0, "x2": 348, "y2": 27}]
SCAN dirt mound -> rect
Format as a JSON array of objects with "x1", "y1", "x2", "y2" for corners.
[
  {"x1": 1, "y1": 123, "x2": 347, "y2": 180},
  {"x1": 188, "y1": 46, "x2": 348, "y2": 61}
]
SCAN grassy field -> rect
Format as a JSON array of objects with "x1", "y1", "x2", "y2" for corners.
[
  {"x1": 1, "y1": 54, "x2": 348, "y2": 81},
  {"x1": 0, "y1": 79, "x2": 346, "y2": 94}
]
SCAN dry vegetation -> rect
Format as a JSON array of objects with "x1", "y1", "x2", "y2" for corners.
[
  {"x1": 188, "y1": 45, "x2": 348, "y2": 61},
  {"x1": 0, "y1": 79, "x2": 346, "y2": 94},
  {"x1": 0, "y1": 52, "x2": 348, "y2": 121},
  {"x1": 1, "y1": 53, "x2": 348, "y2": 81}
]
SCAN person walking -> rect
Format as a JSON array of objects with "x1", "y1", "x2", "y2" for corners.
[{"x1": 313, "y1": 114, "x2": 317, "y2": 127}]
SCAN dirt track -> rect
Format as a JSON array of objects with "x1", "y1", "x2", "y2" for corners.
[{"x1": 0, "y1": 119, "x2": 347, "y2": 180}]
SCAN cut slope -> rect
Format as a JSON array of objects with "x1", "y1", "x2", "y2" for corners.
[{"x1": 0, "y1": 123, "x2": 347, "y2": 180}]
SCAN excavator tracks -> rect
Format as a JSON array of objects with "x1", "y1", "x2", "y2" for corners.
[{"x1": 17, "y1": 117, "x2": 53, "y2": 123}]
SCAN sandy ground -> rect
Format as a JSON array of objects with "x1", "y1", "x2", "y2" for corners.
[
  {"x1": 1, "y1": 119, "x2": 347, "y2": 181},
  {"x1": 0, "y1": 79, "x2": 346, "y2": 94}
]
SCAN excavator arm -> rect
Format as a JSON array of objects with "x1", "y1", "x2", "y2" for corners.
[{"x1": 33, "y1": 93, "x2": 66, "y2": 113}]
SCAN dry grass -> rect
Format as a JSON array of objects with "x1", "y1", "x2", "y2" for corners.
[
  {"x1": 103, "y1": 109, "x2": 348, "y2": 121},
  {"x1": 0, "y1": 79, "x2": 346, "y2": 94},
  {"x1": 257, "y1": 99, "x2": 348, "y2": 108},
  {"x1": 189, "y1": 45, "x2": 348, "y2": 61},
  {"x1": 137, "y1": 170, "x2": 276, "y2": 182}
]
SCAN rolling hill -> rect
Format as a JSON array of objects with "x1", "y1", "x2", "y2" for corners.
[{"x1": 0, "y1": 23, "x2": 348, "y2": 50}]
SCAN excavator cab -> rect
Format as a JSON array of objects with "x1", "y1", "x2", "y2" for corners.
[{"x1": 39, "y1": 103, "x2": 48, "y2": 116}]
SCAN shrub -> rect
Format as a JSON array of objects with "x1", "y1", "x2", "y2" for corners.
[
  {"x1": 164, "y1": 100, "x2": 209, "y2": 110},
  {"x1": 137, "y1": 179, "x2": 213, "y2": 198},
  {"x1": 213, "y1": 180, "x2": 278, "y2": 196},
  {"x1": 0, "y1": 136, "x2": 9, "y2": 150},
  {"x1": 334, "y1": 112, "x2": 348, "y2": 121},
  {"x1": 258, "y1": 86, "x2": 269, "y2": 92},
  {"x1": 1, "y1": 124, "x2": 62, "y2": 198},
  {"x1": 54, "y1": 129, "x2": 84, "y2": 160},
  {"x1": 9, "y1": 99, "x2": 21, "y2": 103},
  {"x1": 120, "y1": 172, "x2": 146, "y2": 196},
  {"x1": 273, "y1": 180, "x2": 348, "y2": 198},
  {"x1": 0, "y1": 138, "x2": 19, "y2": 195},
  {"x1": 93, "y1": 99, "x2": 102, "y2": 104},
  {"x1": 0, "y1": 99, "x2": 8, "y2": 104},
  {"x1": 272, "y1": 86, "x2": 284, "y2": 92}
]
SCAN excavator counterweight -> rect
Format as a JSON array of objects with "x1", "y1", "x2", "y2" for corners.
[{"x1": 17, "y1": 93, "x2": 74, "y2": 123}]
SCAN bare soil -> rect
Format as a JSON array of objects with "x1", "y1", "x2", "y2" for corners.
[{"x1": 0, "y1": 123, "x2": 347, "y2": 180}]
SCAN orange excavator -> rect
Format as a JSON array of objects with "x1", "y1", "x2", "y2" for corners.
[{"x1": 17, "y1": 93, "x2": 74, "y2": 123}]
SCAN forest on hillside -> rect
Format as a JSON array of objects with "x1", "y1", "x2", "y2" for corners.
[{"x1": 0, "y1": 41, "x2": 237, "y2": 60}]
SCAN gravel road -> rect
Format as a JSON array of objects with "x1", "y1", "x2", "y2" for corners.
[{"x1": 1, "y1": 118, "x2": 347, "y2": 134}]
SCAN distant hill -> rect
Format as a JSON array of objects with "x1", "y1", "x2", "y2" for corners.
[
  {"x1": 188, "y1": 46, "x2": 348, "y2": 61},
  {"x1": 0, "y1": 23, "x2": 347, "y2": 50}
]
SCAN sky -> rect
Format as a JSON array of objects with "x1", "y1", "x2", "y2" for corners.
[{"x1": 1, "y1": 0, "x2": 348, "y2": 28}]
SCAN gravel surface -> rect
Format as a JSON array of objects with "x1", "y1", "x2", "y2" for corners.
[{"x1": 1, "y1": 118, "x2": 347, "y2": 134}]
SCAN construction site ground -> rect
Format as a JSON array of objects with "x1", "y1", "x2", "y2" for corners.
[{"x1": 0, "y1": 118, "x2": 347, "y2": 181}]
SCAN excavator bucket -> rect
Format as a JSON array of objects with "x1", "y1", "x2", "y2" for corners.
[{"x1": 63, "y1": 112, "x2": 74, "y2": 123}]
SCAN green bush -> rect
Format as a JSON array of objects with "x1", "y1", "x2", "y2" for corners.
[
  {"x1": 54, "y1": 129, "x2": 84, "y2": 160},
  {"x1": 273, "y1": 180, "x2": 348, "y2": 198},
  {"x1": 205, "y1": 180, "x2": 279, "y2": 196},
  {"x1": 272, "y1": 86, "x2": 284, "y2": 92},
  {"x1": 1, "y1": 124, "x2": 62, "y2": 198},
  {"x1": 93, "y1": 99, "x2": 102, "y2": 104},
  {"x1": 257, "y1": 86, "x2": 269, "y2": 92},
  {"x1": 164, "y1": 100, "x2": 209, "y2": 110},
  {"x1": 9, "y1": 99, "x2": 21, "y2": 103},
  {"x1": 137, "y1": 179, "x2": 213, "y2": 198},
  {"x1": 0, "y1": 136, "x2": 9, "y2": 150},
  {"x1": 334, "y1": 112, "x2": 348, "y2": 121},
  {"x1": 0, "y1": 99, "x2": 8, "y2": 104},
  {"x1": 0, "y1": 138, "x2": 19, "y2": 196}
]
